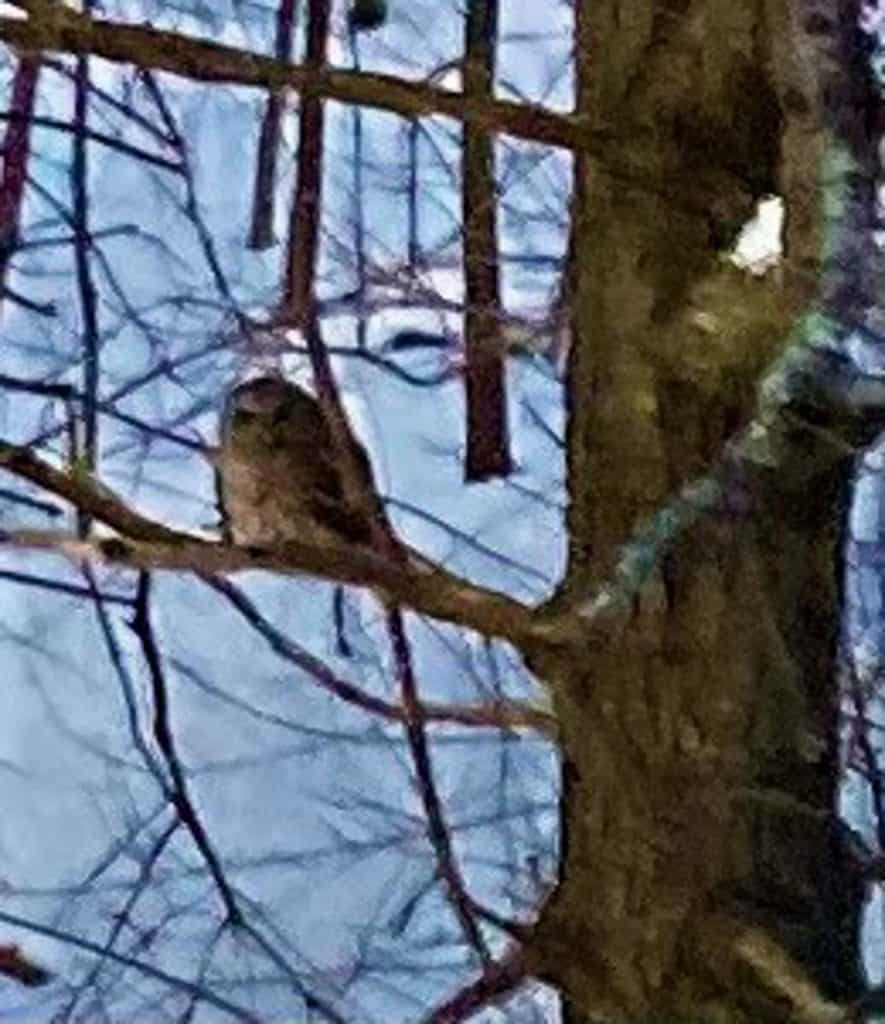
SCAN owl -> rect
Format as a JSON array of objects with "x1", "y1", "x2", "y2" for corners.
[{"x1": 216, "y1": 376, "x2": 383, "y2": 549}]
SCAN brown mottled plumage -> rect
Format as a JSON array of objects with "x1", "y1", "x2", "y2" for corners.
[{"x1": 216, "y1": 377, "x2": 382, "y2": 548}]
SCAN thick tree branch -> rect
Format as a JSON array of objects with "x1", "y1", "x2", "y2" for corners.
[
  {"x1": 0, "y1": 5, "x2": 582, "y2": 150},
  {"x1": 0, "y1": 439, "x2": 551, "y2": 647}
]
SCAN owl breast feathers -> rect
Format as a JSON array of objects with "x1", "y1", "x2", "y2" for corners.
[{"x1": 216, "y1": 377, "x2": 383, "y2": 548}]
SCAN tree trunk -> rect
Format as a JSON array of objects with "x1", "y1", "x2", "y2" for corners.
[{"x1": 526, "y1": 0, "x2": 873, "y2": 1018}]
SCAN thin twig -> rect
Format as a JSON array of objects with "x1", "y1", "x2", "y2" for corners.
[{"x1": 131, "y1": 572, "x2": 243, "y2": 925}]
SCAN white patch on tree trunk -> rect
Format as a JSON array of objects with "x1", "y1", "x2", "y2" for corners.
[{"x1": 730, "y1": 195, "x2": 785, "y2": 275}]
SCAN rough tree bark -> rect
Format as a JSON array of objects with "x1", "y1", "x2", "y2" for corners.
[{"x1": 523, "y1": 0, "x2": 878, "y2": 1020}]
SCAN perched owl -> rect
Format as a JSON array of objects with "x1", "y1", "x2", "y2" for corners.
[{"x1": 216, "y1": 376, "x2": 383, "y2": 549}]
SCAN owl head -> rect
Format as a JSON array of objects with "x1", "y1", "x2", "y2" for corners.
[
  {"x1": 225, "y1": 376, "x2": 326, "y2": 430},
  {"x1": 229, "y1": 376, "x2": 295, "y2": 415}
]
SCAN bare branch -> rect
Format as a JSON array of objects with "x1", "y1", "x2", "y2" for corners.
[
  {"x1": 0, "y1": 908, "x2": 264, "y2": 1023},
  {"x1": 462, "y1": 0, "x2": 510, "y2": 481},
  {"x1": 386, "y1": 606, "x2": 491, "y2": 963},
  {"x1": 204, "y1": 574, "x2": 555, "y2": 735},
  {"x1": 280, "y1": 0, "x2": 330, "y2": 324},
  {"x1": 0, "y1": 52, "x2": 41, "y2": 291},
  {"x1": 248, "y1": 0, "x2": 299, "y2": 250},
  {"x1": 131, "y1": 573, "x2": 244, "y2": 926}
]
